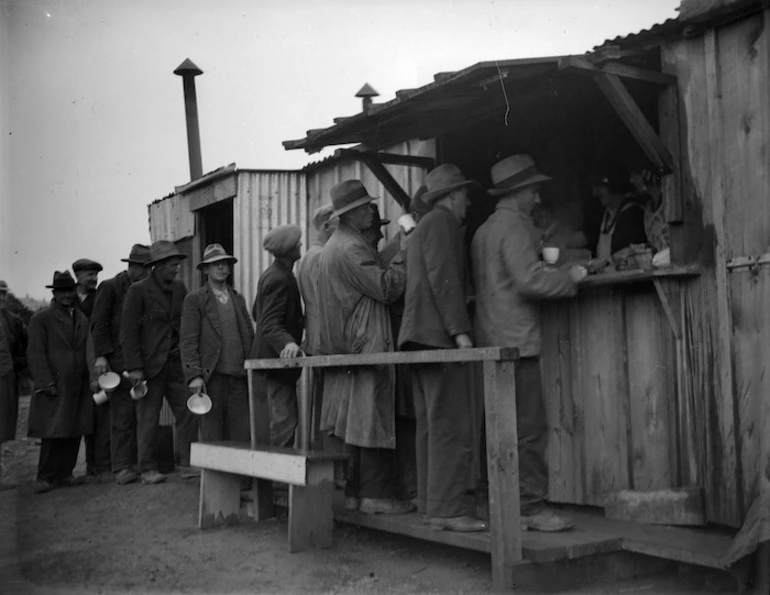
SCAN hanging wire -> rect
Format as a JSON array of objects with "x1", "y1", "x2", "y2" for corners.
[{"x1": 495, "y1": 60, "x2": 510, "y2": 127}]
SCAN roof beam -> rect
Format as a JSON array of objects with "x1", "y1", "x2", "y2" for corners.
[
  {"x1": 559, "y1": 55, "x2": 676, "y2": 86},
  {"x1": 333, "y1": 149, "x2": 414, "y2": 209}
]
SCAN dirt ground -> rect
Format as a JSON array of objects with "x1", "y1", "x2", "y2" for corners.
[{"x1": 0, "y1": 397, "x2": 737, "y2": 594}]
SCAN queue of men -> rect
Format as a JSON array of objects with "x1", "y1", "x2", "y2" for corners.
[{"x1": 3, "y1": 153, "x2": 585, "y2": 536}]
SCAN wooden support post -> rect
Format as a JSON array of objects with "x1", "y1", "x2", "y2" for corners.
[
  {"x1": 358, "y1": 153, "x2": 413, "y2": 209},
  {"x1": 288, "y1": 460, "x2": 335, "y2": 552},
  {"x1": 483, "y1": 359, "x2": 521, "y2": 592},
  {"x1": 594, "y1": 73, "x2": 674, "y2": 175},
  {"x1": 247, "y1": 370, "x2": 274, "y2": 520},
  {"x1": 199, "y1": 469, "x2": 241, "y2": 529},
  {"x1": 296, "y1": 370, "x2": 310, "y2": 450}
]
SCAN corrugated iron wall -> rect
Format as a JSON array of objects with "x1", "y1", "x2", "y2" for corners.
[
  {"x1": 304, "y1": 139, "x2": 436, "y2": 246},
  {"x1": 233, "y1": 170, "x2": 308, "y2": 309},
  {"x1": 148, "y1": 194, "x2": 195, "y2": 242}
]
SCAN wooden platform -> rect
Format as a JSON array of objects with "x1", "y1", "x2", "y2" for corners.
[{"x1": 331, "y1": 499, "x2": 734, "y2": 570}]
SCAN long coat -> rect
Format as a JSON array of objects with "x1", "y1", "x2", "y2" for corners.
[
  {"x1": 251, "y1": 260, "x2": 304, "y2": 384},
  {"x1": 471, "y1": 200, "x2": 576, "y2": 356},
  {"x1": 180, "y1": 284, "x2": 254, "y2": 383},
  {"x1": 0, "y1": 308, "x2": 27, "y2": 441},
  {"x1": 318, "y1": 222, "x2": 406, "y2": 448},
  {"x1": 121, "y1": 271, "x2": 187, "y2": 380},
  {"x1": 26, "y1": 302, "x2": 94, "y2": 438},
  {"x1": 91, "y1": 271, "x2": 132, "y2": 372},
  {"x1": 296, "y1": 243, "x2": 323, "y2": 355},
  {"x1": 398, "y1": 205, "x2": 473, "y2": 349}
]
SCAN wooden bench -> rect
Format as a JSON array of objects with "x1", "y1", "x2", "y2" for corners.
[{"x1": 191, "y1": 441, "x2": 347, "y2": 551}]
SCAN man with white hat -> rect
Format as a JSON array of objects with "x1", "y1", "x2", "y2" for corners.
[
  {"x1": 121, "y1": 240, "x2": 198, "y2": 485},
  {"x1": 318, "y1": 179, "x2": 412, "y2": 516},
  {"x1": 398, "y1": 163, "x2": 486, "y2": 532},
  {"x1": 180, "y1": 244, "x2": 254, "y2": 448},
  {"x1": 0, "y1": 280, "x2": 27, "y2": 490},
  {"x1": 91, "y1": 244, "x2": 150, "y2": 485},
  {"x1": 472, "y1": 154, "x2": 585, "y2": 532},
  {"x1": 252, "y1": 226, "x2": 305, "y2": 448}
]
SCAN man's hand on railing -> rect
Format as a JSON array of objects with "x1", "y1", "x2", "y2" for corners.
[
  {"x1": 454, "y1": 333, "x2": 473, "y2": 349},
  {"x1": 280, "y1": 342, "x2": 302, "y2": 359}
]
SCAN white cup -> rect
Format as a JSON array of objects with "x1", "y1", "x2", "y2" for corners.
[
  {"x1": 130, "y1": 381, "x2": 148, "y2": 401},
  {"x1": 187, "y1": 393, "x2": 212, "y2": 415},
  {"x1": 397, "y1": 214, "x2": 417, "y2": 235},
  {"x1": 97, "y1": 371, "x2": 121, "y2": 393},
  {"x1": 542, "y1": 246, "x2": 560, "y2": 265},
  {"x1": 93, "y1": 390, "x2": 109, "y2": 405}
]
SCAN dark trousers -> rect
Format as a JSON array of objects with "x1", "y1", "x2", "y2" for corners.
[
  {"x1": 38, "y1": 437, "x2": 81, "y2": 482},
  {"x1": 413, "y1": 361, "x2": 473, "y2": 518},
  {"x1": 111, "y1": 384, "x2": 137, "y2": 474},
  {"x1": 394, "y1": 416, "x2": 417, "y2": 501},
  {"x1": 137, "y1": 359, "x2": 197, "y2": 472},
  {"x1": 85, "y1": 400, "x2": 111, "y2": 474},
  {"x1": 199, "y1": 373, "x2": 250, "y2": 443},
  {"x1": 479, "y1": 356, "x2": 548, "y2": 516},
  {"x1": 265, "y1": 375, "x2": 297, "y2": 447},
  {"x1": 326, "y1": 435, "x2": 395, "y2": 499}
]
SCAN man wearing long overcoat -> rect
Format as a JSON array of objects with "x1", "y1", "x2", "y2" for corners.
[
  {"x1": 399, "y1": 164, "x2": 487, "y2": 533},
  {"x1": 252, "y1": 226, "x2": 304, "y2": 447},
  {"x1": 181, "y1": 244, "x2": 254, "y2": 445},
  {"x1": 91, "y1": 244, "x2": 150, "y2": 485},
  {"x1": 318, "y1": 179, "x2": 412, "y2": 516},
  {"x1": 27, "y1": 271, "x2": 94, "y2": 493},
  {"x1": 121, "y1": 240, "x2": 198, "y2": 484}
]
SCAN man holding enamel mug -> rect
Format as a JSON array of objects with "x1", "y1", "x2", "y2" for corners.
[{"x1": 180, "y1": 244, "x2": 254, "y2": 445}]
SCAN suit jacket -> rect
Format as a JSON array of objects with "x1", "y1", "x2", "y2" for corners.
[
  {"x1": 121, "y1": 271, "x2": 188, "y2": 381},
  {"x1": 90, "y1": 271, "x2": 132, "y2": 372},
  {"x1": 26, "y1": 302, "x2": 94, "y2": 438},
  {"x1": 0, "y1": 308, "x2": 27, "y2": 376},
  {"x1": 251, "y1": 260, "x2": 304, "y2": 384},
  {"x1": 398, "y1": 205, "x2": 472, "y2": 349},
  {"x1": 180, "y1": 284, "x2": 255, "y2": 383},
  {"x1": 75, "y1": 290, "x2": 96, "y2": 320}
]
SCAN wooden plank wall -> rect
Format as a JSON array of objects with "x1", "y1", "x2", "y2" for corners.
[
  {"x1": 542, "y1": 286, "x2": 677, "y2": 506},
  {"x1": 660, "y1": 8, "x2": 770, "y2": 527}
]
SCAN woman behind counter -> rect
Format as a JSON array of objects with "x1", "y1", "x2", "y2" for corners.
[{"x1": 592, "y1": 171, "x2": 647, "y2": 261}]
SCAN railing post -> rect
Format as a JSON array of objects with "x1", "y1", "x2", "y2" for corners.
[
  {"x1": 483, "y1": 358, "x2": 521, "y2": 591},
  {"x1": 246, "y1": 369, "x2": 274, "y2": 520}
]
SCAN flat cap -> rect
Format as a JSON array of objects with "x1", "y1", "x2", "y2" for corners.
[
  {"x1": 72, "y1": 258, "x2": 103, "y2": 273},
  {"x1": 263, "y1": 225, "x2": 302, "y2": 257},
  {"x1": 0, "y1": 280, "x2": 8, "y2": 293}
]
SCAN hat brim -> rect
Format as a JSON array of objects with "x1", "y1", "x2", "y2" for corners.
[
  {"x1": 487, "y1": 173, "x2": 553, "y2": 196},
  {"x1": 331, "y1": 195, "x2": 377, "y2": 219},
  {"x1": 46, "y1": 283, "x2": 77, "y2": 290},
  {"x1": 121, "y1": 257, "x2": 150, "y2": 265},
  {"x1": 422, "y1": 180, "x2": 480, "y2": 205},
  {"x1": 196, "y1": 255, "x2": 237, "y2": 271},
  {"x1": 148, "y1": 254, "x2": 188, "y2": 266}
]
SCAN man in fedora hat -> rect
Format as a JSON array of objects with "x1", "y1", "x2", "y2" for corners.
[
  {"x1": 27, "y1": 271, "x2": 94, "y2": 493},
  {"x1": 72, "y1": 258, "x2": 103, "y2": 320},
  {"x1": 90, "y1": 244, "x2": 150, "y2": 485},
  {"x1": 252, "y1": 226, "x2": 304, "y2": 448},
  {"x1": 181, "y1": 244, "x2": 254, "y2": 449},
  {"x1": 121, "y1": 240, "x2": 198, "y2": 485},
  {"x1": 472, "y1": 154, "x2": 586, "y2": 532},
  {"x1": 297, "y1": 205, "x2": 336, "y2": 447},
  {"x1": 318, "y1": 179, "x2": 413, "y2": 516},
  {"x1": 398, "y1": 163, "x2": 486, "y2": 532},
  {"x1": 0, "y1": 280, "x2": 27, "y2": 490}
]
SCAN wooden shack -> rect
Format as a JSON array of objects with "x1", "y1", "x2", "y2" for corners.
[{"x1": 281, "y1": 0, "x2": 770, "y2": 541}]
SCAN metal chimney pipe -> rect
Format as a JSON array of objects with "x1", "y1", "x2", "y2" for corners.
[{"x1": 174, "y1": 58, "x2": 204, "y2": 180}]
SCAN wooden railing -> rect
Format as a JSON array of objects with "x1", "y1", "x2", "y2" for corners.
[{"x1": 244, "y1": 346, "x2": 521, "y2": 591}]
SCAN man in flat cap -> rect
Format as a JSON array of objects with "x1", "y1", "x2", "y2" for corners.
[
  {"x1": 297, "y1": 205, "x2": 336, "y2": 447},
  {"x1": 318, "y1": 179, "x2": 412, "y2": 516},
  {"x1": 72, "y1": 258, "x2": 103, "y2": 320},
  {"x1": 181, "y1": 244, "x2": 254, "y2": 449},
  {"x1": 0, "y1": 280, "x2": 27, "y2": 490},
  {"x1": 27, "y1": 271, "x2": 94, "y2": 493},
  {"x1": 399, "y1": 163, "x2": 486, "y2": 532},
  {"x1": 90, "y1": 244, "x2": 150, "y2": 485},
  {"x1": 121, "y1": 240, "x2": 198, "y2": 484},
  {"x1": 472, "y1": 155, "x2": 585, "y2": 532},
  {"x1": 252, "y1": 225, "x2": 304, "y2": 448}
]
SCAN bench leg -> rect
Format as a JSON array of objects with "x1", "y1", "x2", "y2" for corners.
[
  {"x1": 199, "y1": 469, "x2": 241, "y2": 529},
  {"x1": 287, "y1": 460, "x2": 334, "y2": 552},
  {"x1": 245, "y1": 478, "x2": 275, "y2": 522}
]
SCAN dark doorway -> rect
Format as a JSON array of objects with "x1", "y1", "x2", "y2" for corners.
[{"x1": 196, "y1": 198, "x2": 234, "y2": 289}]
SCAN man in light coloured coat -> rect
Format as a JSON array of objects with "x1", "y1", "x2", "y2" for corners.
[
  {"x1": 472, "y1": 154, "x2": 585, "y2": 532},
  {"x1": 318, "y1": 179, "x2": 412, "y2": 516}
]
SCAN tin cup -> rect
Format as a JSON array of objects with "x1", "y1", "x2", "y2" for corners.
[
  {"x1": 97, "y1": 371, "x2": 121, "y2": 393},
  {"x1": 187, "y1": 393, "x2": 212, "y2": 415},
  {"x1": 542, "y1": 246, "x2": 560, "y2": 265},
  {"x1": 92, "y1": 389, "x2": 109, "y2": 405},
  {"x1": 130, "y1": 381, "x2": 148, "y2": 401},
  {"x1": 397, "y1": 213, "x2": 417, "y2": 235}
]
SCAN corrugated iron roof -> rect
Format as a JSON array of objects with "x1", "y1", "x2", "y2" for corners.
[{"x1": 594, "y1": 18, "x2": 684, "y2": 51}]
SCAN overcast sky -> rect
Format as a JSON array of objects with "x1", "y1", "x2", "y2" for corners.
[{"x1": 1, "y1": 0, "x2": 679, "y2": 298}]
